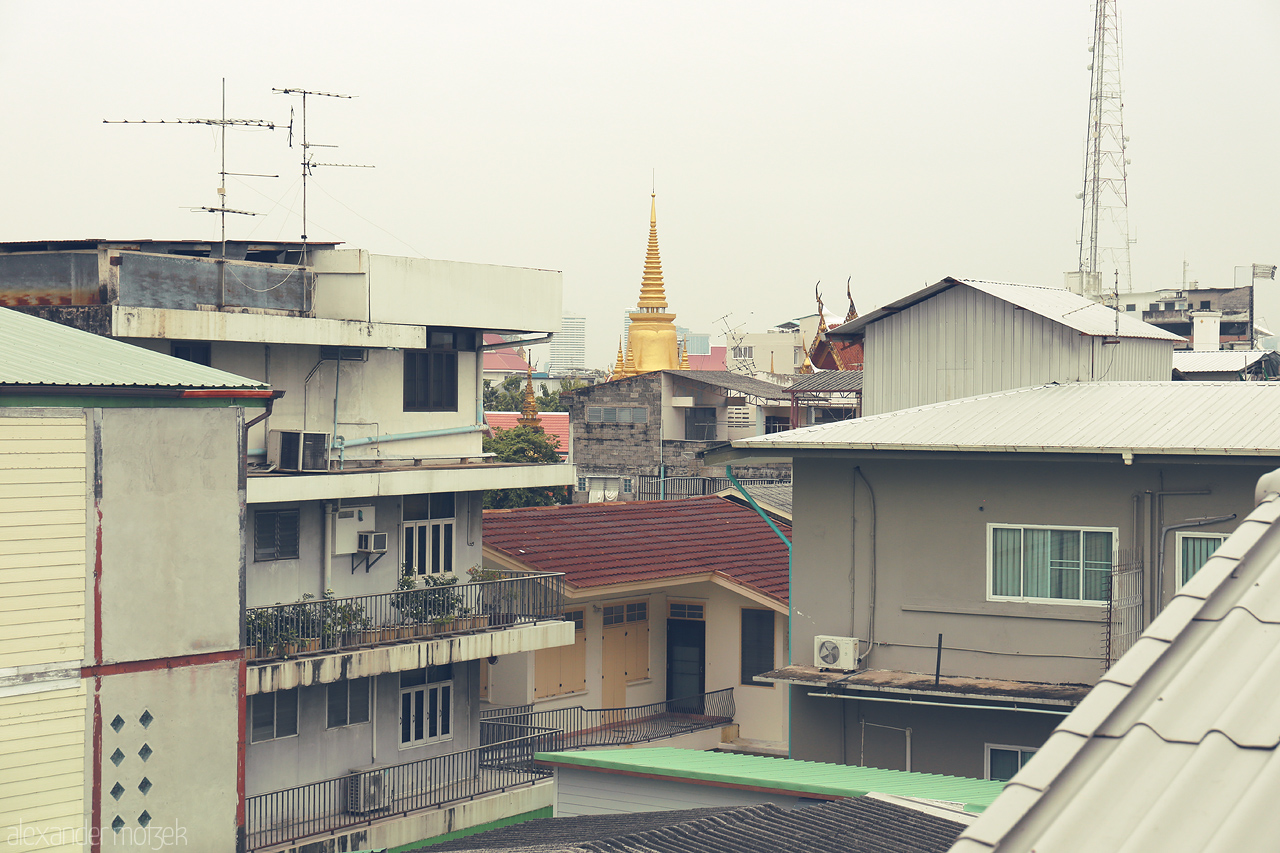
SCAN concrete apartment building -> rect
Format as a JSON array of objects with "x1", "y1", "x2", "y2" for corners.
[
  {"x1": 0, "y1": 239, "x2": 576, "y2": 851},
  {"x1": 705, "y1": 277, "x2": 1280, "y2": 782}
]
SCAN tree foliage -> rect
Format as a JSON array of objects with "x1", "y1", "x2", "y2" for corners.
[
  {"x1": 485, "y1": 376, "x2": 587, "y2": 413},
  {"x1": 482, "y1": 425, "x2": 570, "y2": 509}
]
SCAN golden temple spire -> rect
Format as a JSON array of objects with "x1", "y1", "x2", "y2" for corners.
[
  {"x1": 680, "y1": 344, "x2": 690, "y2": 370},
  {"x1": 623, "y1": 340, "x2": 637, "y2": 375},
  {"x1": 637, "y1": 193, "x2": 668, "y2": 311},
  {"x1": 611, "y1": 339, "x2": 626, "y2": 379},
  {"x1": 517, "y1": 365, "x2": 541, "y2": 428}
]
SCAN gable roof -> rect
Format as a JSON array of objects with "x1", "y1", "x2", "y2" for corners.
[
  {"x1": 951, "y1": 479, "x2": 1280, "y2": 852},
  {"x1": 831, "y1": 278, "x2": 1184, "y2": 342},
  {"x1": 484, "y1": 411, "x2": 569, "y2": 458},
  {"x1": 536, "y1": 748, "x2": 1004, "y2": 813},
  {"x1": 1172, "y1": 349, "x2": 1278, "y2": 375},
  {"x1": 726, "y1": 382, "x2": 1280, "y2": 460},
  {"x1": 415, "y1": 798, "x2": 970, "y2": 853},
  {"x1": 0, "y1": 307, "x2": 267, "y2": 390},
  {"x1": 482, "y1": 495, "x2": 790, "y2": 603},
  {"x1": 788, "y1": 370, "x2": 863, "y2": 393}
]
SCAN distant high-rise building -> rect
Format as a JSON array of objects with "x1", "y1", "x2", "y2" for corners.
[{"x1": 548, "y1": 313, "x2": 587, "y2": 374}]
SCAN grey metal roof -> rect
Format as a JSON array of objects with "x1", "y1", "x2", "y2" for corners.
[
  {"x1": 832, "y1": 278, "x2": 1184, "y2": 342},
  {"x1": 0, "y1": 307, "x2": 267, "y2": 389},
  {"x1": 730, "y1": 382, "x2": 1280, "y2": 458},
  {"x1": 416, "y1": 807, "x2": 739, "y2": 850},
  {"x1": 950, "y1": 481, "x2": 1280, "y2": 853},
  {"x1": 717, "y1": 482, "x2": 793, "y2": 517},
  {"x1": 787, "y1": 371, "x2": 863, "y2": 393},
  {"x1": 416, "y1": 798, "x2": 969, "y2": 853},
  {"x1": 1172, "y1": 349, "x2": 1276, "y2": 374},
  {"x1": 666, "y1": 370, "x2": 790, "y2": 401}
]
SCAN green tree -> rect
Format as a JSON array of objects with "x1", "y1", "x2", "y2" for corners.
[
  {"x1": 535, "y1": 378, "x2": 587, "y2": 413},
  {"x1": 483, "y1": 425, "x2": 570, "y2": 509},
  {"x1": 482, "y1": 376, "x2": 524, "y2": 412}
]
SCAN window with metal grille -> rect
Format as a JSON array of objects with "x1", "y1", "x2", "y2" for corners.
[
  {"x1": 989, "y1": 524, "x2": 1115, "y2": 603},
  {"x1": 740, "y1": 608, "x2": 775, "y2": 685},
  {"x1": 586, "y1": 406, "x2": 648, "y2": 424},
  {"x1": 254, "y1": 509, "x2": 300, "y2": 562}
]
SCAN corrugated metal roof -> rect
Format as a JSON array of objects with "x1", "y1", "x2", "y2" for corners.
[
  {"x1": 666, "y1": 370, "x2": 791, "y2": 401},
  {"x1": 717, "y1": 482, "x2": 793, "y2": 517},
  {"x1": 536, "y1": 748, "x2": 1005, "y2": 812},
  {"x1": 1172, "y1": 349, "x2": 1274, "y2": 373},
  {"x1": 788, "y1": 371, "x2": 863, "y2": 392},
  {"x1": 950, "y1": 485, "x2": 1280, "y2": 852},
  {"x1": 0, "y1": 307, "x2": 267, "y2": 389},
  {"x1": 832, "y1": 278, "x2": 1184, "y2": 342},
  {"x1": 732, "y1": 382, "x2": 1280, "y2": 457},
  {"x1": 483, "y1": 496, "x2": 789, "y2": 601}
]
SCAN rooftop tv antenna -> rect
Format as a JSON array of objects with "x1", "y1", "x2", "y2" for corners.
[
  {"x1": 1076, "y1": 0, "x2": 1133, "y2": 298},
  {"x1": 104, "y1": 78, "x2": 277, "y2": 307},
  {"x1": 272, "y1": 87, "x2": 373, "y2": 249}
]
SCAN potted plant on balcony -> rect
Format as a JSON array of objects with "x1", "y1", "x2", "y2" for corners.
[
  {"x1": 282, "y1": 594, "x2": 320, "y2": 656},
  {"x1": 245, "y1": 609, "x2": 281, "y2": 660},
  {"x1": 468, "y1": 565, "x2": 518, "y2": 627},
  {"x1": 392, "y1": 571, "x2": 426, "y2": 639},
  {"x1": 320, "y1": 589, "x2": 369, "y2": 650}
]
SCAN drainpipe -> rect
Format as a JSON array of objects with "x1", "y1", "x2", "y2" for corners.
[
  {"x1": 242, "y1": 392, "x2": 284, "y2": 470},
  {"x1": 331, "y1": 358, "x2": 341, "y2": 460},
  {"x1": 323, "y1": 502, "x2": 335, "y2": 593},
  {"x1": 1157, "y1": 514, "x2": 1236, "y2": 603}
]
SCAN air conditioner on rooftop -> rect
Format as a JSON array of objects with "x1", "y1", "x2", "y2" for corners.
[
  {"x1": 268, "y1": 430, "x2": 330, "y2": 473},
  {"x1": 814, "y1": 635, "x2": 859, "y2": 671}
]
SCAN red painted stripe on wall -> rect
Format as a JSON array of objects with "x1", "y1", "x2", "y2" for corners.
[{"x1": 81, "y1": 648, "x2": 244, "y2": 678}]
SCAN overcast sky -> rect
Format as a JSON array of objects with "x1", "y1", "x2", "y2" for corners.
[{"x1": 3, "y1": 1, "x2": 1277, "y2": 368}]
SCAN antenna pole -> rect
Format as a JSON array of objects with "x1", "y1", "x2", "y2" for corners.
[
  {"x1": 1076, "y1": 0, "x2": 1132, "y2": 298},
  {"x1": 219, "y1": 78, "x2": 227, "y2": 307}
]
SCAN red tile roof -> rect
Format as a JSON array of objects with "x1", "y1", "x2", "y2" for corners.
[
  {"x1": 483, "y1": 496, "x2": 789, "y2": 602},
  {"x1": 482, "y1": 334, "x2": 532, "y2": 373},
  {"x1": 484, "y1": 411, "x2": 570, "y2": 459}
]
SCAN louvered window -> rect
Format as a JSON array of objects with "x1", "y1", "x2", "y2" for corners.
[{"x1": 254, "y1": 509, "x2": 300, "y2": 562}]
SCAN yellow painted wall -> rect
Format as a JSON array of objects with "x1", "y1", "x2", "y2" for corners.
[
  {"x1": 0, "y1": 685, "x2": 87, "y2": 851},
  {"x1": 0, "y1": 415, "x2": 87, "y2": 671}
]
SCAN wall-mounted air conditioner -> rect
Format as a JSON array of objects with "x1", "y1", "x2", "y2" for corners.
[
  {"x1": 346, "y1": 766, "x2": 391, "y2": 814},
  {"x1": 814, "y1": 635, "x2": 859, "y2": 671},
  {"x1": 268, "y1": 430, "x2": 331, "y2": 473},
  {"x1": 357, "y1": 531, "x2": 388, "y2": 554}
]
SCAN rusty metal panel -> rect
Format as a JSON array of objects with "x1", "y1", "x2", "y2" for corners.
[{"x1": 0, "y1": 251, "x2": 101, "y2": 306}]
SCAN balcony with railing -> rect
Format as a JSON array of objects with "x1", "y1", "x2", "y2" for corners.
[
  {"x1": 245, "y1": 724, "x2": 560, "y2": 851},
  {"x1": 244, "y1": 574, "x2": 573, "y2": 693},
  {"x1": 480, "y1": 688, "x2": 736, "y2": 749}
]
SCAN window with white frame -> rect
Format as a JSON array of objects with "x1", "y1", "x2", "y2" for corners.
[
  {"x1": 989, "y1": 525, "x2": 1115, "y2": 603},
  {"x1": 327, "y1": 677, "x2": 371, "y2": 728},
  {"x1": 249, "y1": 689, "x2": 298, "y2": 743},
  {"x1": 400, "y1": 665, "x2": 452, "y2": 748},
  {"x1": 1177, "y1": 532, "x2": 1226, "y2": 586},
  {"x1": 987, "y1": 744, "x2": 1037, "y2": 782},
  {"x1": 731, "y1": 345, "x2": 754, "y2": 360},
  {"x1": 403, "y1": 493, "x2": 455, "y2": 576}
]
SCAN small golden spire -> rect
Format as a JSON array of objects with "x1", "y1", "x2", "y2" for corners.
[
  {"x1": 680, "y1": 344, "x2": 690, "y2": 370},
  {"x1": 611, "y1": 339, "x2": 626, "y2": 379},
  {"x1": 770, "y1": 351, "x2": 775, "y2": 374},
  {"x1": 517, "y1": 365, "x2": 542, "y2": 427},
  {"x1": 623, "y1": 340, "x2": 637, "y2": 376}
]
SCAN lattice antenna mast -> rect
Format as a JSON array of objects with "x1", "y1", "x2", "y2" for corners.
[
  {"x1": 104, "y1": 78, "x2": 277, "y2": 307},
  {"x1": 1077, "y1": 0, "x2": 1133, "y2": 298},
  {"x1": 272, "y1": 88, "x2": 372, "y2": 252}
]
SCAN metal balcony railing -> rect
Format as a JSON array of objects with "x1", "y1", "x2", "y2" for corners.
[
  {"x1": 245, "y1": 725, "x2": 560, "y2": 851},
  {"x1": 244, "y1": 574, "x2": 565, "y2": 661},
  {"x1": 480, "y1": 687, "x2": 736, "y2": 750}
]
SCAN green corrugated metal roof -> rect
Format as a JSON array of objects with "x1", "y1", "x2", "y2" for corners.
[
  {"x1": 0, "y1": 307, "x2": 267, "y2": 389},
  {"x1": 535, "y1": 748, "x2": 1005, "y2": 813}
]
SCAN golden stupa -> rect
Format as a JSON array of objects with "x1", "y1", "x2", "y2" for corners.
[
  {"x1": 612, "y1": 193, "x2": 683, "y2": 379},
  {"x1": 516, "y1": 365, "x2": 542, "y2": 428}
]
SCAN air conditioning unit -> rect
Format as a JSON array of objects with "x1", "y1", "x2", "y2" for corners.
[
  {"x1": 346, "y1": 767, "x2": 391, "y2": 814},
  {"x1": 357, "y1": 531, "x2": 388, "y2": 553},
  {"x1": 814, "y1": 635, "x2": 859, "y2": 671},
  {"x1": 268, "y1": 430, "x2": 331, "y2": 473}
]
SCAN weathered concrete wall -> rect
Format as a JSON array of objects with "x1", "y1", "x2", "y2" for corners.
[
  {"x1": 95, "y1": 660, "x2": 241, "y2": 849},
  {"x1": 246, "y1": 661, "x2": 477, "y2": 796},
  {"x1": 97, "y1": 407, "x2": 243, "y2": 662},
  {"x1": 567, "y1": 374, "x2": 662, "y2": 477}
]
